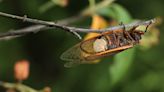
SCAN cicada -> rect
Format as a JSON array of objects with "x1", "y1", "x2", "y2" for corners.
[{"x1": 61, "y1": 24, "x2": 151, "y2": 68}]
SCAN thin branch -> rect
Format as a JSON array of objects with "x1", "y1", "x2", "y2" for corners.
[
  {"x1": 0, "y1": 81, "x2": 49, "y2": 92},
  {"x1": 70, "y1": 31, "x2": 82, "y2": 39},
  {"x1": 0, "y1": 25, "x2": 47, "y2": 40},
  {"x1": 0, "y1": 0, "x2": 115, "y2": 40},
  {"x1": 0, "y1": 12, "x2": 156, "y2": 40},
  {"x1": 0, "y1": 12, "x2": 74, "y2": 31},
  {"x1": 0, "y1": 12, "x2": 84, "y2": 40}
]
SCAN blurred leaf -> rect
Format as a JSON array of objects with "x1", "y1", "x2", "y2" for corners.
[
  {"x1": 39, "y1": 1, "x2": 56, "y2": 13},
  {"x1": 110, "y1": 3, "x2": 132, "y2": 22},
  {"x1": 140, "y1": 72, "x2": 160, "y2": 91},
  {"x1": 39, "y1": 0, "x2": 68, "y2": 13},
  {"x1": 52, "y1": 0, "x2": 68, "y2": 7},
  {"x1": 109, "y1": 48, "x2": 135, "y2": 86},
  {"x1": 122, "y1": 71, "x2": 162, "y2": 92},
  {"x1": 86, "y1": 64, "x2": 111, "y2": 92},
  {"x1": 98, "y1": 3, "x2": 132, "y2": 23},
  {"x1": 81, "y1": 0, "x2": 115, "y2": 16}
]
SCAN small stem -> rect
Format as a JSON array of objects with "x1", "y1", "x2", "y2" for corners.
[{"x1": 0, "y1": 82, "x2": 39, "y2": 92}]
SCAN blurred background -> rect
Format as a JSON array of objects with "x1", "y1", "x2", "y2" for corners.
[{"x1": 0, "y1": 0, "x2": 163, "y2": 92}]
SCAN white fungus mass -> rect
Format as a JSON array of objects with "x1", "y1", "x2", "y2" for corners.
[{"x1": 93, "y1": 38, "x2": 108, "y2": 52}]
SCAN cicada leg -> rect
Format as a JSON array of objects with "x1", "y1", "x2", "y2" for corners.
[
  {"x1": 129, "y1": 26, "x2": 140, "y2": 43},
  {"x1": 120, "y1": 22, "x2": 136, "y2": 43},
  {"x1": 145, "y1": 20, "x2": 152, "y2": 33},
  {"x1": 111, "y1": 31, "x2": 120, "y2": 47}
]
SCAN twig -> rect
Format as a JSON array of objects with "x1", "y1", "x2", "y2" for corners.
[
  {"x1": 0, "y1": 81, "x2": 38, "y2": 92},
  {"x1": 0, "y1": 12, "x2": 85, "y2": 39},
  {"x1": 0, "y1": 12, "x2": 84, "y2": 39},
  {"x1": 0, "y1": 81, "x2": 51, "y2": 92},
  {"x1": 0, "y1": 12, "x2": 156, "y2": 40},
  {"x1": 0, "y1": 14, "x2": 85, "y2": 40},
  {"x1": 0, "y1": 25, "x2": 47, "y2": 40}
]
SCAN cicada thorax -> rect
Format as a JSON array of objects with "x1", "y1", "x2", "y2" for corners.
[{"x1": 80, "y1": 29, "x2": 145, "y2": 61}]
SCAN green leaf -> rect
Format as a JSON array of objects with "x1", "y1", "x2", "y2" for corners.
[
  {"x1": 98, "y1": 3, "x2": 132, "y2": 23},
  {"x1": 39, "y1": 1, "x2": 56, "y2": 13},
  {"x1": 110, "y1": 3, "x2": 132, "y2": 22},
  {"x1": 109, "y1": 48, "x2": 135, "y2": 86}
]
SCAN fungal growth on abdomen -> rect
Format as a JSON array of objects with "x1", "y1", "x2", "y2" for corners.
[{"x1": 93, "y1": 37, "x2": 108, "y2": 52}]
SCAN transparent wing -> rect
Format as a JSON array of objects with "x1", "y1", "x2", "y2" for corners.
[
  {"x1": 80, "y1": 38, "x2": 97, "y2": 54},
  {"x1": 60, "y1": 43, "x2": 91, "y2": 68}
]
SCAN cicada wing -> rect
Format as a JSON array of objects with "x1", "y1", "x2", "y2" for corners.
[
  {"x1": 86, "y1": 50, "x2": 123, "y2": 61},
  {"x1": 80, "y1": 38, "x2": 97, "y2": 54},
  {"x1": 64, "y1": 61, "x2": 81, "y2": 68},
  {"x1": 60, "y1": 43, "x2": 91, "y2": 67}
]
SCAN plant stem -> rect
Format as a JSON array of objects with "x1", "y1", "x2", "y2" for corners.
[{"x1": 0, "y1": 12, "x2": 156, "y2": 40}]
